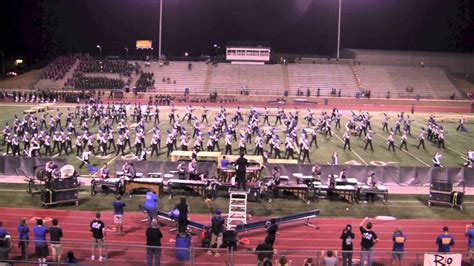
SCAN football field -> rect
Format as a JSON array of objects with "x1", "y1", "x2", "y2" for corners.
[{"x1": 0, "y1": 103, "x2": 472, "y2": 176}]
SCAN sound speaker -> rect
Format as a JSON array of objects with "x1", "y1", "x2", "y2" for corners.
[
  {"x1": 53, "y1": 191, "x2": 78, "y2": 202},
  {"x1": 429, "y1": 192, "x2": 451, "y2": 203},
  {"x1": 431, "y1": 181, "x2": 452, "y2": 192}
]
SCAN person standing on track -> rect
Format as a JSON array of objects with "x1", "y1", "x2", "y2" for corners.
[
  {"x1": 49, "y1": 219, "x2": 64, "y2": 263},
  {"x1": 436, "y1": 226, "x2": 455, "y2": 253},
  {"x1": 90, "y1": 212, "x2": 106, "y2": 262},
  {"x1": 359, "y1": 217, "x2": 378, "y2": 266},
  {"x1": 340, "y1": 224, "x2": 355, "y2": 266},
  {"x1": 208, "y1": 209, "x2": 225, "y2": 257},
  {"x1": 33, "y1": 219, "x2": 49, "y2": 266},
  {"x1": 265, "y1": 219, "x2": 279, "y2": 246},
  {"x1": 144, "y1": 191, "x2": 159, "y2": 226},
  {"x1": 17, "y1": 219, "x2": 29, "y2": 260},
  {"x1": 465, "y1": 222, "x2": 474, "y2": 264},
  {"x1": 113, "y1": 195, "x2": 126, "y2": 235},
  {"x1": 146, "y1": 219, "x2": 163, "y2": 266},
  {"x1": 391, "y1": 227, "x2": 406, "y2": 266},
  {"x1": 175, "y1": 197, "x2": 189, "y2": 234}
]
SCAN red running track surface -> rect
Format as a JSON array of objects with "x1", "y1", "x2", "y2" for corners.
[{"x1": 0, "y1": 207, "x2": 472, "y2": 265}]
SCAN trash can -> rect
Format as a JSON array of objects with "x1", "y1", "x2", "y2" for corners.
[{"x1": 176, "y1": 233, "x2": 191, "y2": 261}]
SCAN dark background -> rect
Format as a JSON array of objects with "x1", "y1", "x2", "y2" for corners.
[{"x1": 0, "y1": 0, "x2": 473, "y2": 66}]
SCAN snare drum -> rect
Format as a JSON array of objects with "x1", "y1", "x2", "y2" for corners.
[{"x1": 60, "y1": 165, "x2": 75, "y2": 178}]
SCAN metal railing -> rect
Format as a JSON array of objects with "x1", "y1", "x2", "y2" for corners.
[{"x1": 1, "y1": 239, "x2": 472, "y2": 265}]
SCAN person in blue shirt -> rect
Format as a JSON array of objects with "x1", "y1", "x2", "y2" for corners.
[
  {"x1": 436, "y1": 226, "x2": 455, "y2": 253},
  {"x1": 391, "y1": 227, "x2": 406, "y2": 266},
  {"x1": 465, "y1": 222, "x2": 474, "y2": 264},
  {"x1": 0, "y1": 221, "x2": 8, "y2": 239},
  {"x1": 112, "y1": 195, "x2": 126, "y2": 235},
  {"x1": 33, "y1": 219, "x2": 49, "y2": 266},
  {"x1": 17, "y1": 218, "x2": 30, "y2": 260},
  {"x1": 144, "y1": 191, "x2": 158, "y2": 225},
  {"x1": 220, "y1": 156, "x2": 229, "y2": 169}
]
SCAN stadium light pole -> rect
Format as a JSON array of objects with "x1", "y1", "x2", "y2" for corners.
[
  {"x1": 124, "y1": 47, "x2": 129, "y2": 59},
  {"x1": 336, "y1": 0, "x2": 342, "y2": 60},
  {"x1": 158, "y1": 0, "x2": 163, "y2": 60},
  {"x1": 96, "y1": 45, "x2": 102, "y2": 58}
]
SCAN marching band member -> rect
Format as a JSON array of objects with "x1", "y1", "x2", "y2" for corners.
[
  {"x1": 79, "y1": 149, "x2": 92, "y2": 169},
  {"x1": 188, "y1": 158, "x2": 197, "y2": 180},
  {"x1": 433, "y1": 152, "x2": 443, "y2": 167},
  {"x1": 387, "y1": 132, "x2": 395, "y2": 152},
  {"x1": 417, "y1": 129, "x2": 426, "y2": 150},
  {"x1": 312, "y1": 163, "x2": 322, "y2": 182},
  {"x1": 331, "y1": 151, "x2": 339, "y2": 165},
  {"x1": 99, "y1": 163, "x2": 110, "y2": 179},
  {"x1": 343, "y1": 130, "x2": 351, "y2": 151},
  {"x1": 399, "y1": 131, "x2": 408, "y2": 151},
  {"x1": 382, "y1": 113, "x2": 390, "y2": 132},
  {"x1": 437, "y1": 130, "x2": 445, "y2": 149},
  {"x1": 224, "y1": 133, "x2": 233, "y2": 155},
  {"x1": 364, "y1": 130, "x2": 374, "y2": 151},
  {"x1": 300, "y1": 138, "x2": 310, "y2": 163}
]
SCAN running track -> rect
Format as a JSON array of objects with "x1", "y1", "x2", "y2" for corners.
[{"x1": 0, "y1": 207, "x2": 472, "y2": 265}]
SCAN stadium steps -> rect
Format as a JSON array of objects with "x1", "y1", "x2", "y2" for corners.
[
  {"x1": 281, "y1": 64, "x2": 290, "y2": 93},
  {"x1": 354, "y1": 65, "x2": 396, "y2": 97},
  {"x1": 203, "y1": 65, "x2": 213, "y2": 94},
  {"x1": 419, "y1": 67, "x2": 461, "y2": 99},
  {"x1": 35, "y1": 59, "x2": 80, "y2": 90}
]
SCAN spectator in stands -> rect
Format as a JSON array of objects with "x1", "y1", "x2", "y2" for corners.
[
  {"x1": 146, "y1": 219, "x2": 163, "y2": 266},
  {"x1": 33, "y1": 219, "x2": 49, "y2": 266},
  {"x1": 392, "y1": 227, "x2": 406, "y2": 266},
  {"x1": 49, "y1": 218, "x2": 64, "y2": 263},
  {"x1": 340, "y1": 224, "x2": 354, "y2": 266},
  {"x1": 64, "y1": 251, "x2": 78, "y2": 264},
  {"x1": 90, "y1": 212, "x2": 106, "y2": 261},
  {"x1": 113, "y1": 195, "x2": 126, "y2": 235},
  {"x1": 359, "y1": 217, "x2": 378, "y2": 266},
  {"x1": 323, "y1": 250, "x2": 338, "y2": 266},
  {"x1": 436, "y1": 226, "x2": 455, "y2": 253},
  {"x1": 255, "y1": 238, "x2": 274, "y2": 266},
  {"x1": 466, "y1": 222, "x2": 474, "y2": 264},
  {"x1": 17, "y1": 218, "x2": 29, "y2": 260}
]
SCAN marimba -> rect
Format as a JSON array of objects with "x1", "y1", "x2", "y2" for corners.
[
  {"x1": 125, "y1": 178, "x2": 163, "y2": 196},
  {"x1": 358, "y1": 185, "x2": 389, "y2": 202},
  {"x1": 167, "y1": 179, "x2": 207, "y2": 198},
  {"x1": 276, "y1": 184, "x2": 309, "y2": 203}
]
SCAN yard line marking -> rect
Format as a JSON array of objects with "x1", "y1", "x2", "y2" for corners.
[
  {"x1": 446, "y1": 146, "x2": 465, "y2": 157},
  {"x1": 333, "y1": 133, "x2": 368, "y2": 165},
  {"x1": 106, "y1": 155, "x2": 120, "y2": 165}
]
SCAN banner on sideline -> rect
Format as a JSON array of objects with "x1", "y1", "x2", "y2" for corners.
[{"x1": 423, "y1": 253, "x2": 462, "y2": 266}]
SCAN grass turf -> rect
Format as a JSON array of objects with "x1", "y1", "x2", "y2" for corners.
[
  {"x1": 0, "y1": 184, "x2": 472, "y2": 220},
  {"x1": 0, "y1": 103, "x2": 472, "y2": 176}
]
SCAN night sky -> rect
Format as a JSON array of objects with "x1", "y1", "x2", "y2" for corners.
[{"x1": 1, "y1": 0, "x2": 473, "y2": 65}]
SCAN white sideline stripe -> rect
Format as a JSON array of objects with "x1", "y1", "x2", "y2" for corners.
[
  {"x1": 446, "y1": 146, "x2": 465, "y2": 157},
  {"x1": 333, "y1": 133, "x2": 368, "y2": 165}
]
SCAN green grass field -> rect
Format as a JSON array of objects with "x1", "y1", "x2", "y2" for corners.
[
  {"x1": 0, "y1": 103, "x2": 473, "y2": 175},
  {"x1": 1, "y1": 183, "x2": 473, "y2": 219}
]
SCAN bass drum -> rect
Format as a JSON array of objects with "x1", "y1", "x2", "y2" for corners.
[{"x1": 35, "y1": 167, "x2": 49, "y2": 182}]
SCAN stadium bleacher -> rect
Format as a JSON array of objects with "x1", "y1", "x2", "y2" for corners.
[{"x1": 288, "y1": 64, "x2": 360, "y2": 97}]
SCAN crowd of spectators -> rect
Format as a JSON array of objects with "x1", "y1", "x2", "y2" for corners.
[
  {"x1": 40, "y1": 56, "x2": 78, "y2": 81},
  {"x1": 78, "y1": 58, "x2": 138, "y2": 76},
  {"x1": 136, "y1": 72, "x2": 155, "y2": 92},
  {"x1": 68, "y1": 76, "x2": 125, "y2": 90}
]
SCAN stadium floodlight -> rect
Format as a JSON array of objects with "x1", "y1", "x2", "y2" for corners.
[
  {"x1": 158, "y1": 0, "x2": 163, "y2": 60},
  {"x1": 213, "y1": 44, "x2": 220, "y2": 57},
  {"x1": 337, "y1": 0, "x2": 342, "y2": 60},
  {"x1": 96, "y1": 45, "x2": 102, "y2": 58},
  {"x1": 184, "y1": 52, "x2": 189, "y2": 57}
]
